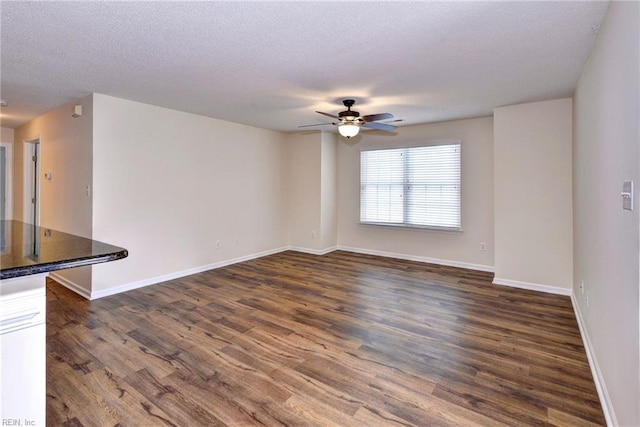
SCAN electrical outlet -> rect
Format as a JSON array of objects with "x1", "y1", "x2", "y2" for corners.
[
  {"x1": 311, "y1": 231, "x2": 316, "y2": 239},
  {"x1": 580, "y1": 280, "x2": 584, "y2": 294},
  {"x1": 215, "y1": 240, "x2": 221, "y2": 249},
  {"x1": 479, "y1": 242, "x2": 487, "y2": 251},
  {"x1": 234, "y1": 239, "x2": 239, "y2": 246}
]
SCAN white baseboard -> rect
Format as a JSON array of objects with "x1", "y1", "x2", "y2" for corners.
[
  {"x1": 49, "y1": 272, "x2": 91, "y2": 300},
  {"x1": 570, "y1": 293, "x2": 617, "y2": 427},
  {"x1": 492, "y1": 277, "x2": 572, "y2": 296},
  {"x1": 337, "y1": 245, "x2": 495, "y2": 273},
  {"x1": 89, "y1": 246, "x2": 289, "y2": 300},
  {"x1": 287, "y1": 245, "x2": 337, "y2": 256}
]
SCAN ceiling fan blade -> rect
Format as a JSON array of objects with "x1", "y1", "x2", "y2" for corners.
[
  {"x1": 298, "y1": 122, "x2": 334, "y2": 128},
  {"x1": 363, "y1": 121, "x2": 397, "y2": 131},
  {"x1": 362, "y1": 112, "x2": 394, "y2": 122},
  {"x1": 316, "y1": 111, "x2": 340, "y2": 119}
]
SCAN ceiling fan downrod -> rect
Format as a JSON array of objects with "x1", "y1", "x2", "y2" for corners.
[{"x1": 339, "y1": 99, "x2": 359, "y2": 121}]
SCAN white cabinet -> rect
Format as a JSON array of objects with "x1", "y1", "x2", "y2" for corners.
[{"x1": 0, "y1": 274, "x2": 47, "y2": 426}]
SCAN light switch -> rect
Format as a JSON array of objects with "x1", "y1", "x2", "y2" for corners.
[{"x1": 622, "y1": 180, "x2": 633, "y2": 211}]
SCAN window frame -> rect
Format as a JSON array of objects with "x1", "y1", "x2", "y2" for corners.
[{"x1": 358, "y1": 141, "x2": 463, "y2": 232}]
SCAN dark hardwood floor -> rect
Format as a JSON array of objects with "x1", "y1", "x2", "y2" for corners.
[{"x1": 46, "y1": 250, "x2": 605, "y2": 426}]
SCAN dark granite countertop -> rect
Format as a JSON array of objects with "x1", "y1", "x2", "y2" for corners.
[{"x1": 0, "y1": 220, "x2": 128, "y2": 280}]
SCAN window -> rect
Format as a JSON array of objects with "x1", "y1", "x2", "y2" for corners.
[{"x1": 360, "y1": 143, "x2": 461, "y2": 230}]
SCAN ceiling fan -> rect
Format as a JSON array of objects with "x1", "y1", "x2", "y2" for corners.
[{"x1": 299, "y1": 99, "x2": 397, "y2": 138}]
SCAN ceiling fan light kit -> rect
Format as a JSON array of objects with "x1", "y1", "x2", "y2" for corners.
[
  {"x1": 338, "y1": 123, "x2": 360, "y2": 138},
  {"x1": 300, "y1": 99, "x2": 396, "y2": 138}
]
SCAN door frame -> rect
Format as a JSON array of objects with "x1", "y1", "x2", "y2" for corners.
[
  {"x1": 0, "y1": 141, "x2": 12, "y2": 222},
  {"x1": 23, "y1": 138, "x2": 41, "y2": 226}
]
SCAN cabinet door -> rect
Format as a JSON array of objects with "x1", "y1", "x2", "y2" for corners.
[
  {"x1": 0, "y1": 323, "x2": 46, "y2": 426},
  {"x1": 0, "y1": 279, "x2": 47, "y2": 427}
]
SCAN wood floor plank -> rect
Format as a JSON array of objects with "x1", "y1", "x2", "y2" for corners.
[
  {"x1": 47, "y1": 353, "x2": 121, "y2": 426},
  {"x1": 48, "y1": 327, "x2": 105, "y2": 375},
  {"x1": 282, "y1": 393, "x2": 361, "y2": 427},
  {"x1": 45, "y1": 250, "x2": 605, "y2": 426},
  {"x1": 547, "y1": 407, "x2": 605, "y2": 427},
  {"x1": 74, "y1": 326, "x2": 143, "y2": 378},
  {"x1": 82, "y1": 368, "x2": 176, "y2": 427},
  {"x1": 270, "y1": 367, "x2": 364, "y2": 417},
  {"x1": 124, "y1": 368, "x2": 227, "y2": 426}
]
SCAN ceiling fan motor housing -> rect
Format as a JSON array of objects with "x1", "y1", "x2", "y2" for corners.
[{"x1": 339, "y1": 110, "x2": 360, "y2": 119}]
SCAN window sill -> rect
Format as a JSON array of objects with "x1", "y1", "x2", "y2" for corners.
[{"x1": 359, "y1": 221, "x2": 463, "y2": 233}]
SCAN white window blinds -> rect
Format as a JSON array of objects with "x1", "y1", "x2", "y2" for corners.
[{"x1": 360, "y1": 143, "x2": 461, "y2": 230}]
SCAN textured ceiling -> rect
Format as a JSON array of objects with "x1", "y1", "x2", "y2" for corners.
[{"x1": 0, "y1": 1, "x2": 609, "y2": 132}]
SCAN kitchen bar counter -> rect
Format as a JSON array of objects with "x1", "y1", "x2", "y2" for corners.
[
  {"x1": 1, "y1": 220, "x2": 127, "y2": 426},
  {"x1": 0, "y1": 220, "x2": 127, "y2": 279}
]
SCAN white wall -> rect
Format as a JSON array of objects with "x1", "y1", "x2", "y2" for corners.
[
  {"x1": 287, "y1": 132, "x2": 322, "y2": 251},
  {"x1": 573, "y1": 1, "x2": 639, "y2": 425},
  {"x1": 493, "y1": 99, "x2": 573, "y2": 292},
  {"x1": 13, "y1": 96, "x2": 93, "y2": 235},
  {"x1": 320, "y1": 132, "x2": 338, "y2": 250},
  {"x1": 13, "y1": 96, "x2": 94, "y2": 291},
  {"x1": 1, "y1": 127, "x2": 13, "y2": 142},
  {"x1": 90, "y1": 94, "x2": 289, "y2": 296},
  {"x1": 287, "y1": 131, "x2": 338, "y2": 253},
  {"x1": 337, "y1": 117, "x2": 494, "y2": 271}
]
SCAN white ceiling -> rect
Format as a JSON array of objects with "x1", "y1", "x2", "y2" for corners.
[{"x1": 1, "y1": 1, "x2": 609, "y2": 132}]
